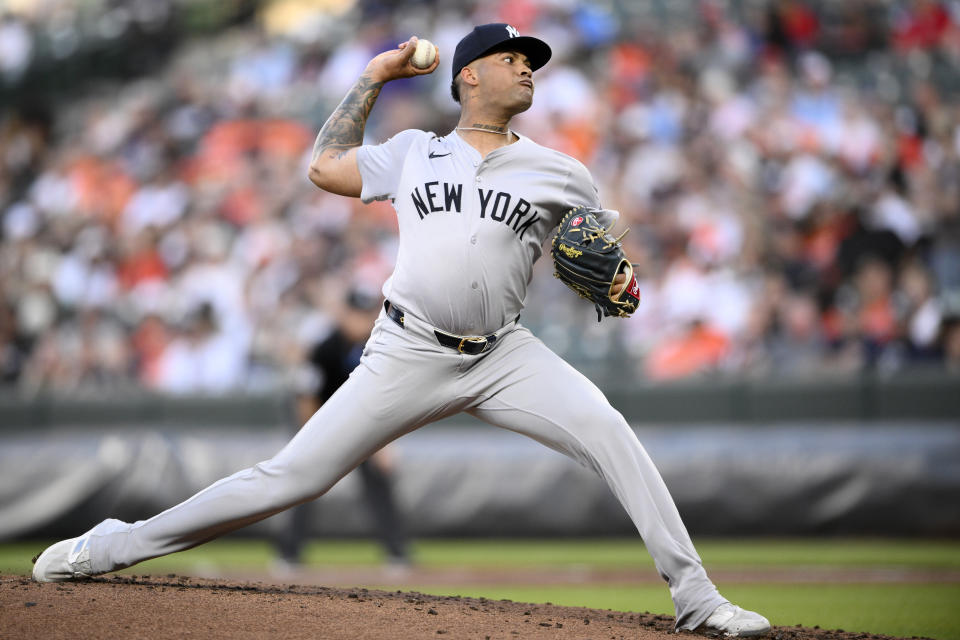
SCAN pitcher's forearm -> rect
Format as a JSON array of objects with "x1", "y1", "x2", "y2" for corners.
[
  {"x1": 308, "y1": 38, "x2": 429, "y2": 195},
  {"x1": 312, "y1": 73, "x2": 384, "y2": 162}
]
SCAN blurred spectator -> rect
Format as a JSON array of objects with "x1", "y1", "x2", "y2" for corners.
[
  {"x1": 116, "y1": 229, "x2": 168, "y2": 292},
  {"x1": 942, "y1": 316, "x2": 960, "y2": 373},
  {"x1": 154, "y1": 303, "x2": 246, "y2": 394},
  {"x1": 891, "y1": 0, "x2": 952, "y2": 52},
  {"x1": 131, "y1": 312, "x2": 170, "y2": 387},
  {"x1": 770, "y1": 292, "x2": 828, "y2": 375},
  {"x1": 825, "y1": 256, "x2": 901, "y2": 370},
  {"x1": 120, "y1": 166, "x2": 190, "y2": 236},
  {"x1": 895, "y1": 260, "x2": 943, "y2": 361},
  {"x1": 645, "y1": 319, "x2": 731, "y2": 381},
  {"x1": 0, "y1": 302, "x2": 27, "y2": 383},
  {"x1": 0, "y1": 12, "x2": 33, "y2": 84},
  {"x1": 765, "y1": 0, "x2": 820, "y2": 57}
]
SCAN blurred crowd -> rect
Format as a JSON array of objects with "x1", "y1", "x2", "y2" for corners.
[{"x1": 2, "y1": 0, "x2": 960, "y2": 396}]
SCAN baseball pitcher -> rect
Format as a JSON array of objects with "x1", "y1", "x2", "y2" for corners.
[{"x1": 33, "y1": 23, "x2": 770, "y2": 637}]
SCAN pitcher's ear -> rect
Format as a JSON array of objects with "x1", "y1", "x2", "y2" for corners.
[{"x1": 461, "y1": 64, "x2": 479, "y2": 88}]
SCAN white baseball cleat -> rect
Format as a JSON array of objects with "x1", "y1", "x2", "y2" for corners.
[
  {"x1": 32, "y1": 519, "x2": 126, "y2": 582},
  {"x1": 696, "y1": 602, "x2": 771, "y2": 637}
]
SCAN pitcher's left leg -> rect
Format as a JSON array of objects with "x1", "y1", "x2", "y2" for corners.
[
  {"x1": 33, "y1": 311, "x2": 456, "y2": 581},
  {"x1": 465, "y1": 327, "x2": 725, "y2": 631}
]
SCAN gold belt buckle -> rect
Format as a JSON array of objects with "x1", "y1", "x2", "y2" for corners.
[{"x1": 458, "y1": 337, "x2": 487, "y2": 353}]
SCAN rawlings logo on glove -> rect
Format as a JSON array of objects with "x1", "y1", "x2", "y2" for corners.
[{"x1": 551, "y1": 207, "x2": 641, "y2": 321}]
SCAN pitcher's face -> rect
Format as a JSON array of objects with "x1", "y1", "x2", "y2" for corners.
[{"x1": 470, "y1": 50, "x2": 535, "y2": 115}]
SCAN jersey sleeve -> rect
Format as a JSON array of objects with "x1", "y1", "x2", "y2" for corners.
[
  {"x1": 561, "y1": 159, "x2": 620, "y2": 227},
  {"x1": 356, "y1": 129, "x2": 426, "y2": 204}
]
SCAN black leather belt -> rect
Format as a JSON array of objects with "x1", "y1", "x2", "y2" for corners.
[
  {"x1": 385, "y1": 300, "x2": 405, "y2": 328},
  {"x1": 384, "y1": 300, "x2": 508, "y2": 356}
]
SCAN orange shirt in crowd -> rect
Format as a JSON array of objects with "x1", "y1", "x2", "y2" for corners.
[
  {"x1": 68, "y1": 155, "x2": 136, "y2": 226},
  {"x1": 116, "y1": 249, "x2": 168, "y2": 290},
  {"x1": 645, "y1": 323, "x2": 731, "y2": 381}
]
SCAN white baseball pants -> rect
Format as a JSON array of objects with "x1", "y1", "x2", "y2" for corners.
[{"x1": 86, "y1": 307, "x2": 726, "y2": 629}]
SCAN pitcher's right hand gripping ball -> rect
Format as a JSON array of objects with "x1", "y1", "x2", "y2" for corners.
[{"x1": 551, "y1": 207, "x2": 641, "y2": 321}]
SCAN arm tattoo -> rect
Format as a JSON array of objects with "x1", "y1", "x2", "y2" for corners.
[{"x1": 312, "y1": 74, "x2": 384, "y2": 161}]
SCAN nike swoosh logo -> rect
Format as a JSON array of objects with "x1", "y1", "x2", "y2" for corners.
[{"x1": 429, "y1": 152, "x2": 451, "y2": 159}]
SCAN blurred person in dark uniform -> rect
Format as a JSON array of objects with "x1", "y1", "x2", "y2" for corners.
[
  {"x1": 274, "y1": 285, "x2": 411, "y2": 571},
  {"x1": 0, "y1": 302, "x2": 28, "y2": 384},
  {"x1": 941, "y1": 314, "x2": 960, "y2": 374}
]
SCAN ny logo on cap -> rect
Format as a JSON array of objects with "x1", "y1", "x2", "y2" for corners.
[{"x1": 505, "y1": 25, "x2": 520, "y2": 38}]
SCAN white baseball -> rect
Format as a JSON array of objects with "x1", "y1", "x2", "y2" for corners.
[{"x1": 411, "y1": 38, "x2": 437, "y2": 69}]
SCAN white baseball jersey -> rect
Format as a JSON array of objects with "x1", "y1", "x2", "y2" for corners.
[
  {"x1": 67, "y1": 128, "x2": 729, "y2": 633},
  {"x1": 357, "y1": 129, "x2": 618, "y2": 335}
]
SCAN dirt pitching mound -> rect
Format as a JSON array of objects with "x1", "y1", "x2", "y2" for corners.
[{"x1": 0, "y1": 574, "x2": 930, "y2": 640}]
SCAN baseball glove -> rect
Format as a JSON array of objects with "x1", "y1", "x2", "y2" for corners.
[{"x1": 551, "y1": 207, "x2": 641, "y2": 322}]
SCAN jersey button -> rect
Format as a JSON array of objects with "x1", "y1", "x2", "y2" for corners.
[
  {"x1": 470, "y1": 235, "x2": 477, "y2": 244},
  {"x1": 471, "y1": 282, "x2": 479, "y2": 290}
]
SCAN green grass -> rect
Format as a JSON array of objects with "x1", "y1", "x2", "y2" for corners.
[
  {"x1": 7, "y1": 537, "x2": 960, "y2": 573},
  {"x1": 694, "y1": 538, "x2": 960, "y2": 569},
  {"x1": 5, "y1": 538, "x2": 959, "y2": 639},
  {"x1": 410, "y1": 538, "x2": 960, "y2": 570}
]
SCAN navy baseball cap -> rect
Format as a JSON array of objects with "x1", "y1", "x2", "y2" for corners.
[{"x1": 451, "y1": 23, "x2": 552, "y2": 81}]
